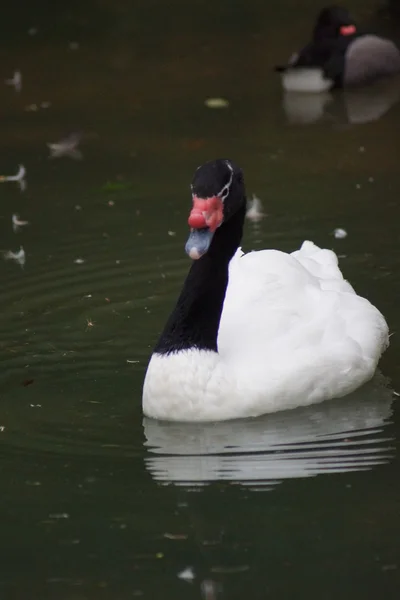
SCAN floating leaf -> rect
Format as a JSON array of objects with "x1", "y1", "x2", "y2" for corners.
[
  {"x1": 101, "y1": 181, "x2": 132, "y2": 192},
  {"x1": 22, "y1": 379, "x2": 34, "y2": 387},
  {"x1": 205, "y1": 97, "x2": 229, "y2": 109}
]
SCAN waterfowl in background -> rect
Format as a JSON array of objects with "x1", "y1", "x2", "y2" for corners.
[
  {"x1": 142, "y1": 160, "x2": 389, "y2": 422},
  {"x1": 275, "y1": 5, "x2": 400, "y2": 92}
]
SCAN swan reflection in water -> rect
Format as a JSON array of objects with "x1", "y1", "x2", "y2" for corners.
[
  {"x1": 143, "y1": 374, "x2": 395, "y2": 491},
  {"x1": 281, "y1": 74, "x2": 400, "y2": 125}
]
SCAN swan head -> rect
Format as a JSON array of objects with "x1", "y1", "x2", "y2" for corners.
[
  {"x1": 313, "y1": 6, "x2": 356, "y2": 40},
  {"x1": 185, "y1": 159, "x2": 245, "y2": 260}
]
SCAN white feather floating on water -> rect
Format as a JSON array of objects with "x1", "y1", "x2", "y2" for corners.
[
  {"x1": 177, "y1": 567, "x2": 195, "y2": 582},
  {"x1": 5, "y1": 70, "x2": 22, "y2": 92},
  {"x1": 246, "y1": 194, "x2": 265, "y2": 223},
  {"x1": 0, "y1": 165, "x2": 26, "y2": 191},
  {"x1": 12, "y1": 214, "x2": 29, "y2": 233},
  {"x1": 333, "y1": 228, "x2": 348, "y2": 239},
  {"x1": 3, "y1": 246, "x2": 26, "y2": 267},
  {"x1": 47, "y1": 133, "x2": 82, "y2": 160}
]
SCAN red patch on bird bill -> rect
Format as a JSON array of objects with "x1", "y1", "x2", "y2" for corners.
[
  {"x1": 340, "y1": 25, "x2": 356, "y2": 36},
  {"x1": 188, "y1": 196, "x2": 223, "y2": 232}
]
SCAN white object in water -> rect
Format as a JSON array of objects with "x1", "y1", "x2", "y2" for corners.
[
  {"x1": 12, "y1": 214, "x2": 29, "y2": 233},
  {"x1": 0, "y1": 165, "x2": 26, "y2": 191},
  {"x1": 47, "y1": 133, "x2": 82, "y2": 160},
  {"x1": 177, "y1": 567, "x2": 195, "y2": 582},
  {"x1": 246, "y1": 194, "x2": 265, "y2": 223},
  {"x1": 3, "y1": 246, "x2": 26, "y2": 267},
  {"x1": 334, "y1": 228, "x2": 348, "y2": 239},
  {"x1": 5, "y1": 70, "x2": 22, "y2": 92},
  {"x1": 281, "y1": 68, "x2": 333, "y2": 93}
]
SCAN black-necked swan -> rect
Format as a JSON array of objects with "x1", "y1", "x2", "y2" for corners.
[
  {"x1": 275, "y1": 5, "x2": 400, "y2": 93},
  {"x1": 142, "y1": 159, "x2": 389, "y2": 422}
]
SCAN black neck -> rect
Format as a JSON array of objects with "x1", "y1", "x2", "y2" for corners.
[{"x1": 154, "y1": 204, "x2": 246, "y2": 355}]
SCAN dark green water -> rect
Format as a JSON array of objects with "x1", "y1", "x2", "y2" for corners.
[{"x1": 1, "y1": 1, "x2": 400, "y2": 598}]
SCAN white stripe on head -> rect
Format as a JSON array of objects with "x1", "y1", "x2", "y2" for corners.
[{"x1": 219, "y1": 161, "x2": 233, "y2": 201}]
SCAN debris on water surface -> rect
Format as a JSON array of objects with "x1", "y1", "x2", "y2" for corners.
[
  {"x1": 86, "y1": 318, "x2": 95, "y2": 330},
  {"x1": 49, "y1": 513, "x2": 70, "y2": 519},
  {"x1": 168, "y1": 231, "x2": 176, "y2": 236},
  {"x1": 69, "y1": 41, "x2": 79, "y2": 50},
  {"x1": 178, "y1": 567, "x2": 195, "y2": 582},
  {"x1": 246, "y1": 194, "x2": 265, "y2": 223},
  {"x1": 204, "y1": 97, "x2": 229, "y2": 109},
  {"x1": 47, "y1": 133, "x2": 82, "y2": 160},
  {"x1": 126, "y1": 359, "x2": 139, "y2": 364},
  {"x1": 3, "y1": 246, "x2": 26, "y2": 267},
  {"x1": 74, "y1": 258, "x2": 85, "y2": 264},
  {"x1": 25, "y1": 102, "x2": 51, "y2": 112},
  {"x1": 5, "y1": 70, "x2": 22, "y2": 92},
  {"x1": 23, "y1": 379, "x2": 34, "y2": 387},
  {"x1": 0, "y1": 426, "x2": 5, "y2": 432},
  {"x1": 12, "y1": 214, "x2": 29, "y2": 233},
  {"x1": 333, "y1": 228, "x2": 348, "y2": 239},
  {"x1": 0, "y1": 164, "x2": 26, "y2": 191},
  {"x1": 164, "y1": 532, "x2": 188, "y2": 540}
]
